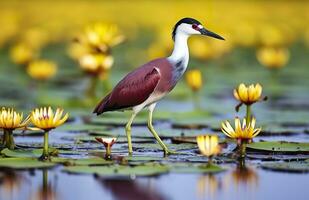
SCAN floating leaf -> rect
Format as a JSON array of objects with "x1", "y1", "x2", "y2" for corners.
[
  {"x1": 261, "y1": 161, "x2": 309, "y2": 173},
  {"x1": 246, "y1": 141, "x2": 309, "y2": 153},
  {"x1": 51, "y1": 157, "x2": 113, "y2": 166},
  {"x1": 0, "y1": 158, "x2": 56, "y2": 169},
  {"x1": 1, "y1": 148, "x2": 58, "y2": 158},
  {"x1": 58, "y1": 123, "x2": 109, "y2": 133},
  {"x1": 133, "y1": 143, "x2": 197, "y2": 151},
  {"x1": 169, "y1": 162, "x2": 225, "y2": 173},
  {"x1": 64, "y1": 164, "x2": 169, "y2": 177}
]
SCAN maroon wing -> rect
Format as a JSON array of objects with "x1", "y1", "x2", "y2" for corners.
[{"x1": 93, "y1": 65, "x2": 161, "y2": 115}]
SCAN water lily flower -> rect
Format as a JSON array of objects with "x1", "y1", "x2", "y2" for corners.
[
  {"x1": 0, "y1": 107, "x2": 30, "y2": 149},
  {"x1": 186, "y1": 69, "x2": 203, "y2": 109},
  {"x1": 233, "y1": 83, "x2": 262, "y2": 106},
  {"x1": 83, "y1": 22, "x2": 125, "y2": 52},
  {"x1": 221, "y1": 117, "x2": 261, "y2": 157},
  {"x1": 30, "y1": 107, "x2": 69, "y2": 160},
  {"x1": 10, "y1": 43, "x2": 36, "y2": 65},
  {"x1": 27, "y1": 60, "x2": 57, "y2": 81},
  {"x1": 233, "y1": 83, "x2": 265, "y2": 123},
  {"x1": 256, "y1": 47, "x2": 289, "y2": 69},
  {"x1": 79, "y1": 53, "x2": 114, "y2": 76},
  {"x1": 95, "y1": 137, "x2": 117, "y2": 159},
  {"x1": 186, "y1": 69, "x2": 203, "y2": 92},
  {"x1": 221, "y1": 117, "x2": 261, "y2": 142},
  {"x1": 197, "y1": 135, "x2": 221, "y2": 165}
]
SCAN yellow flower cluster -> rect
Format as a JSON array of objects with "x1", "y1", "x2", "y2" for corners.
[
  {"x1": 0, "y1": 106, "x2": 68, "y2": 152},
  {"x1": 0, "y1": 1, "x2": 306, "y2": 64},
  {"x1": 69, "y1": 22, "x2": 124, "y2": 79}
]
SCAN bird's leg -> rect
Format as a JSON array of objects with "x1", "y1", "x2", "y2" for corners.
[
  {"x1": 147, "y1": 103, "x2": 175, "y2": 155},
  {"x1": 125, "y1": 112, "x2": 136, "y2": 155}
]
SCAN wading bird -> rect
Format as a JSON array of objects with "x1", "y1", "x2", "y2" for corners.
[{"x1": 94, "y1": 17, "x2": 224, "y2": 155}]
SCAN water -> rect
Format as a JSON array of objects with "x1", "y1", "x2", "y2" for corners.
[{"x1": 1, "y1": 166, "x2": 308, "y2": 200}]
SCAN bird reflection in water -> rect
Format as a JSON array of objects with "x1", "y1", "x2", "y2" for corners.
[
  {"x1": 0, "y1": 169, "x2": 23, "y2": 199},
  {"x1": 32, "y1": 169, "x2": 57, "y2": 200},
  {"x1": 97, "y1": 177, "x2": 167, "y2": 200},
  {"x1": 196, "y1": 174, "x2": 222, "y2": 200}
]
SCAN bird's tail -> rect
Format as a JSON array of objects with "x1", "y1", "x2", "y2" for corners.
[{"x1": 93, "y1": 93, "x2": 111, "y2": 115}]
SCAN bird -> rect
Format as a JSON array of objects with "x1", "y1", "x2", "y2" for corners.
[{"x1": 93, "y1": 17, "x2": 224, "y2": 155}]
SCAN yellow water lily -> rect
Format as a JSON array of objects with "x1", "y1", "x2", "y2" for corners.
[
  {"x1": 30, "y1": 107, "x2": 68, "y2": 131},
  {"x1": 233, "y1": 83, "x2": 262, "y2": 105},
  {"x1": 10, "y1": 43, "x2": 36, "y2": 65},
  {"x1": 30, "y1": 107, "x2": 68, "y2": 160},
  {"x1": 0, "y1": 107, "x2": 30, "y2": 149},
  {"x1": 256, "y1": 47, "x2": 289, "y2": 69},
  {"x1": 83, "y1": 22, "x2": 124, "y2": 52},
  {"x1": 221, "y1": 117, "x2": 261, "y2": 141},
  {"x1": 185, "y1": 69, "x2": 203, "y2": 92},
  {"x1": 197, "y1": 135, "x2": 221, "y2": 157},
  {"x1": 79, "y1": 53, "x2": 114, "y2": 76},
  {"x1": 0, "y1": 108, "x2": 30, "y2": 130},
  {"x1": 27, "y1": 60, "x2": 57, "y2": 80}
]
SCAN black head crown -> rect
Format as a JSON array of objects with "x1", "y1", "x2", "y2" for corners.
[
  {"x1": 172, "y1": 17, "x2": 202, "y2": 40},
  {"x1": 171, "y1": 17, "x2": 225, "y2": 41}
]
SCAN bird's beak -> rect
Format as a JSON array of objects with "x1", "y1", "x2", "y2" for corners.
[{"x1": 200, "y1": 28, "x2": 225, "y2": 40}]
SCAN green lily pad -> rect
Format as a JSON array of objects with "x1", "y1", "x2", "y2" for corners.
[
  {"x1": 58, "y1": 123, "x2": 109, "y2": 133},
  {"x1": 1, "y1": 148, "x2": 58, "y2": 158},
  {"x1": 16, "y1": 143, "x2": 74, "y2": 150},
  {"x1": 261, "y1": 161, "x2": 309, "y2": 173},
  {"x1": 63, "y1": 164, "x2": 169, "y2": 177},
  {"x1": 94, "y1": 127, "x2": 205, "y2": 138},
  {"x1": 133, "y1": 143, "x2": 197, "y2": 151},
  {"x1": 169, "y1": 162, "x2": 225, "y2": 173},
  {"x1": 73, "y1": 135, "x2": 154, "y2": 143},
  {"x1": 246, "y1": 141, "x2": 309, "y2": 153},
  {"x1": 51, "y1": 157, "x2": 113, "y2": 166},
  {"x1": 0, "y1": 157, "x2": 56, "y2": 169},
  {"x1": 247, "y1": 154, "x2": 309, "y2": 161},
  {"x1": 125, "y1": 156, "x2": 164, "y2": 162}
]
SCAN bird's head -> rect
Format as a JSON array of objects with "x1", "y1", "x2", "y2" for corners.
[{"x1": 172, "y1": 17, "x2": 225, "y2": 41}]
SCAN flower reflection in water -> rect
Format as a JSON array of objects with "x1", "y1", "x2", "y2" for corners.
[
  {"x1": 96, "y1": 177, "x2": 167, "y2": 200},
  {"x1": 0, "y1": 170, "x2": 23, "y2": 199},
  {"x1": 225, "y1": 161, "x2": 259, "y2": 190},
  {"x1": 32, "y1": 170, "x2": 57, "y2": 200},
  {"x1": 197, "y1": 174, "x2": 222, "y2": 200}
]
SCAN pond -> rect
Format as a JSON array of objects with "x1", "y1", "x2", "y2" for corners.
[{"x1": 0, "y1": 1, "x2": 309, "y2": 198}]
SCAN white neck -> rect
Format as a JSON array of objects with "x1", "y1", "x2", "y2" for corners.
[{"x1": 168, "y1": 33, "x2": 189, "y2": 65}]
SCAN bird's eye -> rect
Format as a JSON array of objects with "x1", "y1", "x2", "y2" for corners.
[{"x1": 192, "y1": 24, "x2": 198, "y2": 30}]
